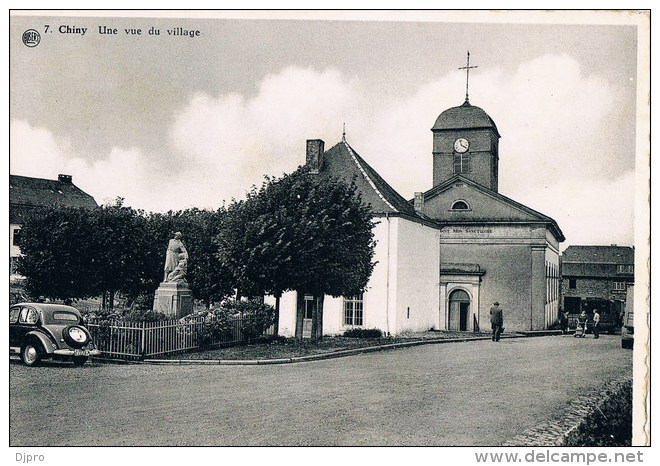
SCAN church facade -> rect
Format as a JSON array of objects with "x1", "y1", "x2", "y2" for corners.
[{"x1": 271, "y1": 98, "x2": 564, "y2": 337}]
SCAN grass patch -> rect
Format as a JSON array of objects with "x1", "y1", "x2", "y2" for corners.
[{"x1": 154, "y1": 331, "x2": 492, "y2": 360}]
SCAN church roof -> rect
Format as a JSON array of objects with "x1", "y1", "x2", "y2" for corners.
[
  {"x1": 9, "y1": 174, "x2": 98, "y2": 224},
  {"x1": 432, "y1": 100, "x2": 500, "y2": 137},
  {"x1": 319, "y1": 141, "x2": 437, "y2": 226},
  {"x1": 420, "y1": 174, "x2": 565, "y2": 242}
]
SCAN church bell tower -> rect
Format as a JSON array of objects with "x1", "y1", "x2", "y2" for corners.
[{"x1": 431, "y1": 53, "x2": 501, "y2": 192}]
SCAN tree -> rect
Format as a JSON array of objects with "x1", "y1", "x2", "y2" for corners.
[
  {"x1": 86, "y1": 199, "x2": 153, "y2": 309},
  {"x1": 217, "y1": 166, "x2": 376, "y2": 340},
  {"x1": 17, "y1": 206, "x2": 98, "y2": 301}
]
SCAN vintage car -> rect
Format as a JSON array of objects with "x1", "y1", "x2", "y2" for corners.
[{"x1": 9, "y1": 303, "x2": 101, "y2": 366}]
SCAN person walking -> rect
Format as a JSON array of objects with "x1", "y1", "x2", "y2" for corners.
[
  {"x1": 592, "y1": 308, "x2": 601, "y2": 339},
  {"x1": 490, "y1": 301, "x2": 504, "y2": 342}
]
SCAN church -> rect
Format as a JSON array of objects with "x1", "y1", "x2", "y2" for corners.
[{"x1": 270, "y1": 91, "x2": 564, "y2": 337}]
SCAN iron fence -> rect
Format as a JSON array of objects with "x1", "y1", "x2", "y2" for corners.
[{"x1": 85, "y1": 315, "x2": 275, "y2": 360}]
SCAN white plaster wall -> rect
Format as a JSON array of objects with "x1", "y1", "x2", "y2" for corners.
[
  {"x1": 266, "y1": 218, "x2": 396, "y2": 337},
  {"x1": 319, "y1": 295, "x2": 343, "y2": 335},
  {"x1": 392, "y1": 218, "x2": 441, "y2": 334},
  {"x1": 367, "y1": 217, "x2": 397, "y2": 335},
  {"x1": 323, "y1": 218, "x2": 395, "y2": 336},
  {"x1": 265, "y1": 291, "x2": 298, "y2": 338}
]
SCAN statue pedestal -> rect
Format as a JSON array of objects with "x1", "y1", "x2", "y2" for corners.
[{"x1": 153, "y1": 282, "x2": 193, "y2": 319}]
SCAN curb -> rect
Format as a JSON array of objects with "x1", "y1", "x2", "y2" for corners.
[{"x1": 131, "y1": 332, "x2": 538, "y2": 366}]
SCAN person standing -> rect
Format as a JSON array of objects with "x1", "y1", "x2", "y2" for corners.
[
  {"x1": 490, "y1": 301, "x2": 504, "y2": 342},
  {"x1": 560, "y1": 308, "x2": 569, "y2": 334},
  {"x1": 592, "y1": 308, "x2": 601, "y2": 339},
  {"x1": 575, "y1": 309, "x2": 588, "y2": 338}
]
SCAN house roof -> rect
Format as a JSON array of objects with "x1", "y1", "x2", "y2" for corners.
[
  {"x1": 9, "y1": 174, "x2": 98, "y2": 224},
  {"x1": 561, "y1": 246, "x2": 634, "y2": 279},
  {"x1": 561, "y1": 246, "x2": 634, "y2": 264},
  {"x1": 561, "y1": 263, "x2": 632, "y2": 279},
  {"x1": 432, "y1": 100, "x2": 501, "y2": 137},
  {"x1": 419, "y1": 174, "x2": 565, "y2": 242}
]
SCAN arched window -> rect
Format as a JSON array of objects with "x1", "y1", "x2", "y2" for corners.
[{"x1": 451, "y1": 200, "x2": 470, "y2": 210}]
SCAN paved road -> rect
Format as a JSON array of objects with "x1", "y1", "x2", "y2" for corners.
[{"x1": 10, "y1": 335, "x2": 631, "y2": 446}]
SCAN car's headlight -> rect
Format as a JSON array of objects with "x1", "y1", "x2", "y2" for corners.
[{"x1": 68, "y1": 327, "x2": 88, "y2": 344}]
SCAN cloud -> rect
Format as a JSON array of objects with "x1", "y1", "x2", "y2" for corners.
[
  {"x1": 10, "y1": 56, "x2": 637, "y2": 247},
  {"x1": 169, "y1": 66, "x2": 365, "y2": 208},
  {"x1": 10, "y1": 120, "x2": 159, "y2": 209}
]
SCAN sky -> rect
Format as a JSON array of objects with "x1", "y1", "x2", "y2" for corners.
[{"x1": 9, "y1": 11, "x2": 648, "y2": 250}]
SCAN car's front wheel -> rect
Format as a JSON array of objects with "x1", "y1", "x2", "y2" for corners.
[
  {"x1": 21, "y1": 342, "x2": 43, "y2": 367},
  {"x1": 72, "y1": 356, "x2": 88, "y2": 367}
]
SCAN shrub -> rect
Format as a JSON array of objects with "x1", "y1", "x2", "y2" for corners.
[
  {"x1": 179, "y1": 299, "x2": 275, "y2": 347},
  {"x1": 564, "y1": 379, "x2": 632, "y2": 446},
  {"x1": 82, "y1": 307, "x2": 169, "y2": 322},
  {"x1": 179, "y1": 308, "x2": 235, "y2": 348},
  {"x1": 343, "y1": 328, "x2": 382, "y2": 338}
]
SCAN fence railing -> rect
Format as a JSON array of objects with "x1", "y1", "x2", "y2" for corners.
[{"x1": 85, "y1": 315, "x2": 275, "y2": 360}]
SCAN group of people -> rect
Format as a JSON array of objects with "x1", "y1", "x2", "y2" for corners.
[
  {"x1": 490, "y1": 302, "x2": 603, "y2": 341},
  {"x1": 560, "y1": 307, "x2": 601, "y2": 338}
]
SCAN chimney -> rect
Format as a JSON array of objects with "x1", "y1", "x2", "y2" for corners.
[
  {"x1": 414, "y1": 192, "x2": 424, "y2": 212},
  {"x1": 58, "y1": 174, "x2": 73, "y2": 184},
  {"x1": 306, "y1": 139, "x2": 324, "y2": 174}
]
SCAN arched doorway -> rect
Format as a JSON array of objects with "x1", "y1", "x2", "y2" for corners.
[{"x1": 448, "y1": 289, "x2": 470, "y2": 331}]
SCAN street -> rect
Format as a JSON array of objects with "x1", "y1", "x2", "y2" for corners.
[{"x1": 10, "y1": 335, "x2": 632, "y2": 446}]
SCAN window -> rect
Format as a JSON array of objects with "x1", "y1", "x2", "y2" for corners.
[
  {"x1": 451, "y1": 200, "x2": 470, "y2": 210},
  {"x1": 453, "y1": 153, "x2": 470, "y2": 174},
  {"x1": 344, "y1": 293, "x2": 364, "y2": 326},
  {"x1": 613, "y1": 282, "x2": 626, "y2": 291},
  {"x1": 12, "y1": 228, "x2": 21, "y2": 246},
  {"x1": 52, "y1": 312, "x2": 79, "y2": 322},
  {"x1": 19, "y1": 307, "x2": 39, "y2": 324},
  {"x1": 10, "y1": 307, "x2": 20, "y2": 324},
  {"x1": 569, "y1": 279, "x2": 577, "y2": 289},
  {"x1": 617, "y1": 265, "x2": 634, "y2": 274}
]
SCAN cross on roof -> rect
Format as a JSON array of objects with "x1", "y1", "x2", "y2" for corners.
[{"x1": 459, "y1": 51, "x2": 478, "y2": 103}]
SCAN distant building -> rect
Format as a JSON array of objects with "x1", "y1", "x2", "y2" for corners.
[
  {"x1": 9, "y1": 174, "x2": 98, "y2": 284},
  {"x1": 560, "y1": 245, "x2": 634, "y2": 316}
]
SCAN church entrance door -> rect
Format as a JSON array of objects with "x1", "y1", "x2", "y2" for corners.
[{"x1": 448, "y1": 289, "x2": 471, "y2": 331}]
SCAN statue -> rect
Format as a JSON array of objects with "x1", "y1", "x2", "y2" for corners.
[
  {"x1": 167, "y1": 255, "x2": 188, "y2": 283},
  {"x1": 154, "y1": 231, "x2": 193, "y2": 318},
  {"x1": 164, "y1": 232, "x2": 188, "y2": 282}
]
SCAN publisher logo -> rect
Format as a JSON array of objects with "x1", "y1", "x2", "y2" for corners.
[{"x1": 22, "y1": 29, "x2": 41, "y2": 47}]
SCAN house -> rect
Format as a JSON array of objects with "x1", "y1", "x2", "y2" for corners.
[
  {"x1": 9, "y1": 174, "x2": 98, "y2": 288},
  {"x1": 271, "y1": 97, "x2": 564, "y2": 337},
  {"x1": 560, "y1": 245, "x2": 634, "y2": 317},
  {"x1": 268, "y1": 138, "x2": 441, "y2": 338}
]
